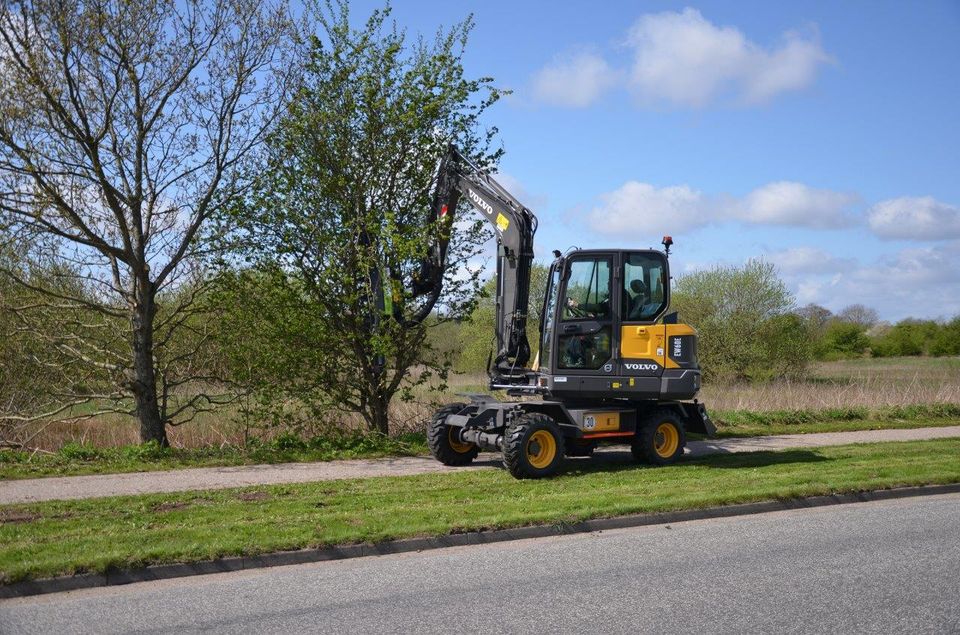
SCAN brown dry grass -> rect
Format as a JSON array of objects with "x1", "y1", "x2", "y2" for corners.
[
  {"x1": 703, "y1": 357, "x2": 960, "y2": 411},
  {"x1": 17, "y1": 356, "x2": 960, "y2": 451}
]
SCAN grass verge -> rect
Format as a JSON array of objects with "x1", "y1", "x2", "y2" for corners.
[
  {"x1": 2, "y1": 438, "x2": 959, "y2": 583},
  {"x1": 711, "y1": 403, "x2": 960, "y2": 437}
]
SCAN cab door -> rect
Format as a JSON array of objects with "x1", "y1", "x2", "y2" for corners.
[
  {"x1": 552, "y1": 253, "x2": 615, "y2": 376},
  {"x1": 620, "y1": 251, "x2": 670, "y2": 377}
]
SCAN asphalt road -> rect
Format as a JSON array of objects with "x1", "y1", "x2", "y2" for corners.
[
  {"x1": 3, "y1": 424, "x2": 959, "y2": 503},
  {"x1": 3, "y1": 493, "x2": 958, "y2": 634}
]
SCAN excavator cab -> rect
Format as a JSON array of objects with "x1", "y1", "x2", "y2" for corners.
[{"x1": 534, "y1": 247, "x2": 701, "y2": 403}]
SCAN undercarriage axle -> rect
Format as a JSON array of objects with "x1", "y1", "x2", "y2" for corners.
[{"x1": 459, "y1": 428, "x2": 503, "y2": 451}]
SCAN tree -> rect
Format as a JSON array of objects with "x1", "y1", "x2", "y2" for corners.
[
  {"x1": 836, "y1": 304, "x2": 879, "y2": 328},
  {"x1": 671, "y1": 259, "x2": 808, "y2": 381},
  {"x1": 0, "y1": 1, "x2": 296, "y2": 444},
  {"x1": 755, "y1": 313, "x2": 811, "y2": 380},
  {"x1": 227, "y1": 3, "x2": 501, "y2": 434},
  {"x1": 797, "y1": 303, "x2": 832, "y2": 331}
]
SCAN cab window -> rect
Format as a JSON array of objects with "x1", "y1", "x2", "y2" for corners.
[
  {"x1": 623, "y1": 253, "x2": 667, "y2": 322},
  {"x1": 540, "y1": 265, "x2": 561, "y2": 369},
  {"x1": 562, "y1": 259, "x2": 611, "y2": 320},
  {"x1": 558, "y1": 257, "x2": 612, "y2": 370}
]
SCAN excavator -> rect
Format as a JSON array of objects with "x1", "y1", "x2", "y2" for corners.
[{"x1": 414, "y1": 146, "x2": 715, "y2": 479}]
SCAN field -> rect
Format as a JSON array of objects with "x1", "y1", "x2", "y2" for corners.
[
  {"x1": 9, "y1": 356, "x2": 960, "y2": 452},
  {"x1": 13, "y1": 357, "x2": 960, "y2": 451},
  {"x1": 703, "y1": 357, "x2": 960, "y2": 411}
]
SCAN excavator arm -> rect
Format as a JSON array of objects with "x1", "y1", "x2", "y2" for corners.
[{"x1": 413, "y1": 146, "x2": 538, "y2": 385}]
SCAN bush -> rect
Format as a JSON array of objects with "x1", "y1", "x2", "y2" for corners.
[
  {"x1": 871, "y1": 320, "x2": 939, "y2": 357},
  {"x1": 752, "y1": 313, "x2": 812, "y2": 380},
  {"x1": 929, "y1": 317, "x2": 960, "y2": 356},
  {"x1": 815, "y1": 321, "x2": 870, "y2": 359},
  {"x1": 58, "y1": 442, "x2": 102, "y2": 461},
  {"x1": 672, "y1": 259, "x2": 810, "y2": 381},
  {"x1": 121, "y1": 440, "x2": 171, "y2": 461},
  {"x1": 271, "y1": 432, "x2": 308, "y2": 452}
]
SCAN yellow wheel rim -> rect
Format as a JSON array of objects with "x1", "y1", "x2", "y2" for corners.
[
  {"x1": 447, "y1": 427, "x2": 473, "y2": 454},
  {"x1": 526, "y1": 429, "x2": 557, "y2": 469},
  {"x1": 654, "y1": 422, "x2": 679, "y2": 458}
]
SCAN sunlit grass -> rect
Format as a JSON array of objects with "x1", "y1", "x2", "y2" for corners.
[{"x1": 2, "y1": 438, "x2": 959, "y2": 583}]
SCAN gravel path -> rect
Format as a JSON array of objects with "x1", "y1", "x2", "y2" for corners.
[{"x1": 2, "y1": 425, "x2": 959, "y2": 504}]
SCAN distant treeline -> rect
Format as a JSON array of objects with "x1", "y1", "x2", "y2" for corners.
[{"x1": 811, "y1": 313, "x2": 960, "y2": 360}]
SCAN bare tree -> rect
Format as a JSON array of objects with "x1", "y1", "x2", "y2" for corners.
[
  {"x1": 837, "y1": 304, "x2": 880, "y2": 328},
  {"x1": 0, "y1": 0, "x2": 297, "y2": 444},
  {"x1": 797, "y1": 303, "x2": 833, "y2": 331}
]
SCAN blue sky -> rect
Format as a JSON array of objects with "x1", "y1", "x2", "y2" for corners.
[{"x1": 356, "y1": 1, "x2": 960, "y2": 322}]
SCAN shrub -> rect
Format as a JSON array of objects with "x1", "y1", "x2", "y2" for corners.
[
  {"x1": 121, "y1": 440, "x2": 171, "y2": 461},
  {"x1": 58, "y1": 442, "x2": 102, "y2": 461},
  {"x1": 673, "y1": 260, "x2": 809, "y2": 381},
  {"x1": 271, "y1": 432, "x2": 308, "y2": 452},
  {"x1": 929, "y1": 317, "x2": 960, "y2": 356},
  {"x1": 870, "y1": 320, "x2": 940, "y2": 357},
  {"x1": 816, "y1": 321, "x2": 870, "y2": 359}
]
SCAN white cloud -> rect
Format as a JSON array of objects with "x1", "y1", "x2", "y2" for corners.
[
  {"x1": 733, "y1": 181, "x2": 857, "y2": 228},
  {"x1": 587, "y1": 181, "x2": 706, "y2": 236},
  {"x1": 587, "y1": 180, "x2": 855, "y2": 235},
  {"x1": 795, "y1": 278, "x2": 832, "y2": 305},
  {"x1": 626, "y1": 8, "x2": 831, "y2": 107},
  {"x1": 492, "y1": 172, "x2": 547, "y2": 210},
  {"x1": 867, "y1": 196, "x2": 960, "y2": 240},
  {"x1": 772, "y1": 242, "x2": 960, "y2": 320},
  {"x1": 531, "y1": 51, "x2": 619, "y2": 108},
  {"x1": 765, "y1": 246, "x2": 853, "y2": 275}
]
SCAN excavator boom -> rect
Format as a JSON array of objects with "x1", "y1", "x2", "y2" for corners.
[{"x1": 415, "y1": 146, "x2": 538, "y2": 384}]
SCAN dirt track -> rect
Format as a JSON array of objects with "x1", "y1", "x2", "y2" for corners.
[{"x1": 2, "y1": 425, "x2": 959, "y2": 504}]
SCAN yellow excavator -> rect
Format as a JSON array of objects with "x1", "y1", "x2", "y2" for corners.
[{"x1": 415, "y1": 146, "x2": 715, "y2": 478}]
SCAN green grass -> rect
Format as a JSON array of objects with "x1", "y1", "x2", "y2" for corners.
[
  {"x1": 0, "y1": 432, "x2": 428, "y2": 480},
  {"x1": 2, "y1": 438, "x2": 959, "y2": 584},
  {"x1": 711, "y1": 403, "x2": 960, "y2": 437}
]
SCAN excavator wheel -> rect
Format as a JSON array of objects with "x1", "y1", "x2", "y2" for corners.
[
  {"x1": 502, "y1": 413, "x2": 566, "y2": 479},
  {"x1": 427, "y1": 403, "x2": 479, "y2": 466},
  {"x1": 632, "y1": 409, "x2": 686, "y2": 466}
]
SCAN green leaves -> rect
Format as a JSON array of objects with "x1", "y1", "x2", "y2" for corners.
[
  {"x1": 672, "y1": 259, "x2": 810, "y2": 381},
  {"x1": 220, "y1": 1, "x2": 501, "y2": 434}
]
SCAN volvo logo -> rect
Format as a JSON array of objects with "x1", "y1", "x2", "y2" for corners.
[
  {"x1": 468, "y1": 189, "x2": 494, "y2": 216},
  {"x1": 625, "y1": 363, "x2": 660, "y2": 371},
  {"x1": 603, "y1": 363, "x2": 613, "y2": 373}
]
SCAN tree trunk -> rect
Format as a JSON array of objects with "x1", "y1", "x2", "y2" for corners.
[
  {"x1": 370, "y1": 399, "x2": 390, "y2": 435},
  {"x1": 131, "y1": 282, "x2": 167, "y2": 446}
]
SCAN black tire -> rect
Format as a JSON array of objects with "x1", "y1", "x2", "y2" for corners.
[
  {"x1": 427, "y1": 403, "x2": 479, "y2": 466},
  {"x1": 502, "y1": 412, "x2": 566, "y2": 479},
  {"x1": 564, "y1": 440, "x2": 597, "y2": 457},
  {"x1": 631, "y1": 409, "x2": 686, "y2": 465}
]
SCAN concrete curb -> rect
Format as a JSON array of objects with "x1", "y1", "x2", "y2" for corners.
[{"x1": 3, "y1": 482, "x2": 959, "y2": 599}]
